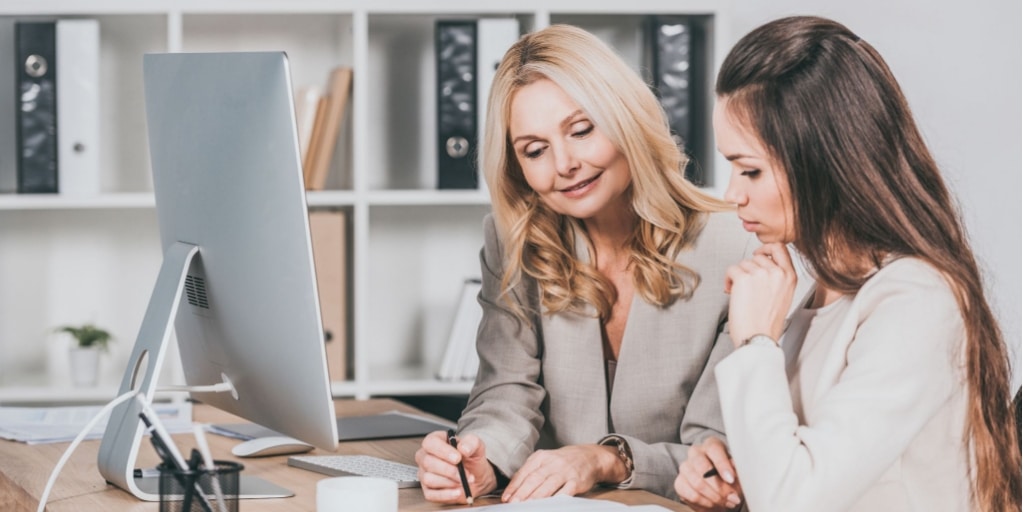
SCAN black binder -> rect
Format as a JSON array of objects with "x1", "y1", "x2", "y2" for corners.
[
  {"x1": 435, "y1": 20, "x2": 477, "y2": 189},
  {"x1": 15, "y1": 21, "x2": 58, "y2": 193},
  {"x1": 646, "y1": 16, "x2": 709, "y2": 186}
]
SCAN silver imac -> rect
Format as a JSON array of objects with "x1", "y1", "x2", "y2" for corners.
[{"x1": 98, "y1": 52, "x2": 338, "y2": 500}]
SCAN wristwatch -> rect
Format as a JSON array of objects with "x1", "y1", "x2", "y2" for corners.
[
  {"x1": 598, "y1": 435, "x2": 634, "y2": 483},
  {"x1": 743, "y1": 334, "x2": 779, "y2": 347}
]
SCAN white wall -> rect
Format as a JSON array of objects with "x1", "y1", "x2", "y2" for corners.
[{"x1": 723, "y1": 0, "x2": 1022, "y2": 387}]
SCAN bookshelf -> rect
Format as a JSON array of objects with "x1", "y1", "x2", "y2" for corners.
[{"x1": 0, "y1": 1, "x2": 728, "y2": 403}]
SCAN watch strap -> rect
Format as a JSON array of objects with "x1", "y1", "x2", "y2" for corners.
[{"x1": 598, "y1": 434, "x2": 634, "y2": 483}]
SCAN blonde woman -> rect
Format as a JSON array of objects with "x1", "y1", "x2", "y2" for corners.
[
  {"x1": 415, "y1": 24, "x2": 751, "y2": 505},
  {"x1": 675, "y1": 16, "x2": 1021, "y2": 512}
]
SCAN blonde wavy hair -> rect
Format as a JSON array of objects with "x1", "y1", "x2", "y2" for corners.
[{"x1": 480, "y1": 24, "x2": 728, "y2": 320}]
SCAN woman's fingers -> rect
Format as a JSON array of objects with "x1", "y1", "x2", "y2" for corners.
[
  {"x1": 504, "y1": 465, "x2": 548, "y2": 502},
  {"x1": 416, "y1": 430, "x2": 482, "y2": 504},
  {"x1": 703, "y1": 439, "x2": 736, "y2": 484}
]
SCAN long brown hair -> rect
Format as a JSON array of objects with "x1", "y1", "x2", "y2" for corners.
[
  {"x1": 482, "y1": 24, "x2": 727, "y2": 320},
  {"x1": 716, "y1": 16, "x2": 1019, "y2": 511}
]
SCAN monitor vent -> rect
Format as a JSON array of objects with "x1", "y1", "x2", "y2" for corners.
[{"x1": 184, "y1": 275, "x2": 210, "y2": 309}]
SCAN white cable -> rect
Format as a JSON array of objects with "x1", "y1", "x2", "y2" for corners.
[
  {"x1": 157, "y1": 382, "x2": 234, "y2": 393},
  {"x1": 36, "y1": 389, "x2": 139, "y2": 512},
  {"x1": 157, "y1": 374, "x2": 237, "y2": 397},
  {"x1": 36, "y1": 379, "x2": 236, "y2": 511}
]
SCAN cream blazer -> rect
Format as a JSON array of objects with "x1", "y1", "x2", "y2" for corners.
[
  {"x1": 716, "y1": 258, "x2": 971, "y2": 511},
  {"x1": 458, "y1": 211, "x2": 753, "y2": 499}
]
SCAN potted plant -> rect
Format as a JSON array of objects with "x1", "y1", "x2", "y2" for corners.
[{"x1": 56, "y1": 323, "x2": 113, "y2": 387}]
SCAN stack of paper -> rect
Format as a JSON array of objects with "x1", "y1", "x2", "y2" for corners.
[
  {"x1": 473, "y1": 496, "x2": 673, "y2": 511},
  {"x1": 0, "y1": 401, "x2": 192, "y2": 445},
  {"x1": 437, "y1": 278, "x2": 483, "y2": 381}
]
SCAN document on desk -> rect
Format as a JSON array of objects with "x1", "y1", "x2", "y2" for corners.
[
  {"x1": 0, "y1": 401, "x2": 192, "y2": 444},
  {"x1": 472, "y1": 496, "x2": 673, "y2": 511}
]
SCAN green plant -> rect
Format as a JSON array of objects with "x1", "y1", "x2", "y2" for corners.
[{"x1": 56, "y1": 324, "x2": 114, "y2": 352}]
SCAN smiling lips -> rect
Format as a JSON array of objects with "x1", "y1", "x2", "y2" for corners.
[{"x1": 559, "y1": 172, "x2": 602, "y2": 196}]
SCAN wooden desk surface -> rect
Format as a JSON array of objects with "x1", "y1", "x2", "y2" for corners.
[{"x1": 0, "y1": 398, "x2": 691, "y2": 511}]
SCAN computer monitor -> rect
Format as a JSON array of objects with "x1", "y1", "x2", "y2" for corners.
[{"x1": 97, "y1": 51, "x2": 338, "y2": 501}]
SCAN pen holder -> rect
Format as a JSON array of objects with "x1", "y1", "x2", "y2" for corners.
[{"x1": 158, "y1": 460, "x2": 243, "y2": 512}]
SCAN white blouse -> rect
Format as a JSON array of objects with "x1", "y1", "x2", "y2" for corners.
[{"x1": 716, "y1": 257, "x2": 970, "y2": 511}]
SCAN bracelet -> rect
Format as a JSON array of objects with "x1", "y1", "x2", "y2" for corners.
[{"x1": 598, "y1": 435, "x2": 634, "y2": 482}]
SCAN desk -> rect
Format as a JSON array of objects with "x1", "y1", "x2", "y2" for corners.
[{"x1": 0, "y1": 399, "x2": 691, "y2": 511}]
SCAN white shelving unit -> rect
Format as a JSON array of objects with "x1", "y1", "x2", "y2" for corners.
[{"x1": 0, "y1": 0, "x2": 728, "y2": 403}]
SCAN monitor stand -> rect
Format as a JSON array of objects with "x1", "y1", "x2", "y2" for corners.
[
  {"x1": 96, "y1": 242, "x2": 295, "y2": 500},
  {"x1": 133, "y1": 474, "x2": 293, "y2": 499}
]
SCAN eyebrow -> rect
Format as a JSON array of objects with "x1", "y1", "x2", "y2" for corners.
[
  {"x1": 510, "y1": 109, "x2": 585, "y2": 145},
  {"x1": 723, "y1": 152, "x2": 757, "y2": 162}
]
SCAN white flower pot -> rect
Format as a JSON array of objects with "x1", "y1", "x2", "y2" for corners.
[{"x1": 69, "y1": 346, "x2": 101, "y2": 387}]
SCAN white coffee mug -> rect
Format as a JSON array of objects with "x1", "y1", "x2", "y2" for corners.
[{"x1": 316, "y1": 476, "x2": 398, "y2": 512}]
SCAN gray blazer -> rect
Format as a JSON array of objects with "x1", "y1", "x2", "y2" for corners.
[{"x1": 458, "y1": 211, "x2": 753, "y2": 499}]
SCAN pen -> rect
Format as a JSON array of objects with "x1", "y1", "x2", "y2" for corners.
[
  {"x1": 137, "y1": 401, "x2": 214, "y2": 512},
  {"x1": 446, "y1": 429, "x2": 474, "y2": 506},
  {"x1": 138, "y1": 410, "x2": 187, "y2": 470},
  {"x1": 194, "y1": 424, "x2": 229, "y2": 512},
  {"x1": 182, "y1": 450, "x2": 202, "y2": 512}
]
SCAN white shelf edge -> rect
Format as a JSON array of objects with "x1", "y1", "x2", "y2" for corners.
[
  {"x1": 306, "y1": 190, "x2": 358, "y2": 207},
  {"x1": 330, "y1": 380, "x2": 359, "y2": 397},
  {"x1": 0, "y1": 191, "x2": 365, "y2": 211},
  {"x1": 362, "y1": 378, "x2": 473, "y2": 396},
  {"x1": 366, "y1": 190, "x2": 491, "y2": 206},
  {"x1": 0, "y1": 385, "x2": 190, "y2": 404},
  {"x1": 0, "y1": 193, "x2": 156, "y2": 210}
]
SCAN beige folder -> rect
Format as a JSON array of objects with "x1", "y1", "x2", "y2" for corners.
[{"x1": 309, "y1": 210, "x2": 348, "y2": 381}]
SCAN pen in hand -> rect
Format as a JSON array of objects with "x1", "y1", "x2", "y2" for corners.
[{"x1": 446, "y1": 429, "x2": 474, "y2": 506}]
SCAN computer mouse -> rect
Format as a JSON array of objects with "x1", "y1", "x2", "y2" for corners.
[{"x1": 231, "y1": 436, "x2": 315, "y2": 458}]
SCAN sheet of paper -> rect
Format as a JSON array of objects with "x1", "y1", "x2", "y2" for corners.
[
  {"x1": 0, "y1": 400, "x2": 192, "y2": 444},
  {"x1": 472, "y1": 496, "x2": 672, "y2": 511}
]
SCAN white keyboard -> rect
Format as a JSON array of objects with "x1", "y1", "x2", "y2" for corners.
[{"x1": 288, "y1": 455, "x2": 421, "y2": 488}]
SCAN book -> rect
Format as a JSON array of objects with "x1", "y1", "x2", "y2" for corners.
[
  {"x1": 56, "y1": 19, "x2": 101, "y2": 196},
  {"x1": 294, "y1": 85, "x2": 323, "y2": 162},
  {"x1": 436, "y1": 20, "x2": 478, "y2": 189},
  {"x1": 15, "y1": 21, "x2": 59, "y2": 193},
  {"x1": 303, "y1": 95, "x2": 329, "y2": 188},
  {"x1": 305, "y1": 67, "x2": 352, "y2": 191},
  {"x1": 476, "y1": 18, "x2": 520, "y2": 194},
  {"x1": 11, "y1": 19, "x2": 100, "y2": 195},
  {"x1": 645, "y1": 16, "x2": 709, "y2": 185},
  {"x1": 309, "y1": 210, "x2": 349, "y2": 381},
  {"x1": 437, "y1": 278, "x2": 483, "y2": 381}
]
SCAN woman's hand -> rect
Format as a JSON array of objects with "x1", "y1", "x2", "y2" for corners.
[
  {"x1": 501, "y1": 444, "x2": 624, "y2": 503},
  {"x1": 724, "y1": 243, "x2": 797, "y2": 346},
  {"x1": 674, "y1": 437, "x2": 743, "y2": 511},
  {"x1": 415, "y1": 430, "x2": 497, "y2": 504}
]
